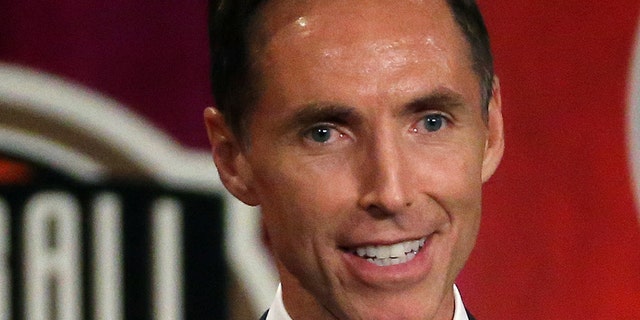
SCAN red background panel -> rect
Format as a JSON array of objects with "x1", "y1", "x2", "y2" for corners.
[{"x1": 460, "y1": 1, "x2": 640, "y2": 319}]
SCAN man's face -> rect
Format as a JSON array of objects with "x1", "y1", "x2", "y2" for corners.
[{"x1": 212, "y1": 0, "x2": 503, "y2": 318}]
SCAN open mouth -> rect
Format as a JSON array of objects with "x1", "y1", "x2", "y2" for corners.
[{"x1": 349, "y1": 237, "x2": 427, "y2": 267}]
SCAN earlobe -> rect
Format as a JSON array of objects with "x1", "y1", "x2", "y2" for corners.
[
  {"x1": 204, "y1": 107, "x2": 260, "y2": 206},
  {"x1": 481, "y1": 77, "x2": 505, "y2": 182}
]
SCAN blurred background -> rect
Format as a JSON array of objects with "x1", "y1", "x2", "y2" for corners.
[{"x1": 0, "y1": 0, "x2": 638, "y2": 319}]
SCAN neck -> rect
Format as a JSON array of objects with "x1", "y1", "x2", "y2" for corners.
[{"x1": 279, "y1": 267, "x2": 340, "y2": 320}]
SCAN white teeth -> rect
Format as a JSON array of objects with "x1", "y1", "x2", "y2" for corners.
[
  {"x1": 366, "y1": 246, "x2": 376, "y2": 258},
  {"x1": 389, "y1": 243, "x2": 404, "y2": 258},
  {"x1": 377, "y1": 246, "x2": 390, "y2": 259},
  {"x1": 353, "y1": 237, "x2": 427, "y2": 267},
  {"x1": 411, "y1": 240, "x2": 420, "y2": 252}
]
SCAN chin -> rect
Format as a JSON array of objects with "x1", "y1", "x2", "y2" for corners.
[
  {"x1": 345, "y1": 307, "x2": 436, "y2": 320},
  {"x1": 332, "y1": 292, "x2": 444, "y2": 320}
]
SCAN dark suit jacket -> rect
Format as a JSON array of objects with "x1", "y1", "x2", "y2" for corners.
[{"x1": 259, "y1": 310, "x2": 476, "y2": 319}]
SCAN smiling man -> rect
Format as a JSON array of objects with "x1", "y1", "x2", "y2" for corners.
[{"x1": 205, "y1": 0, "x2": 504, "y2": 319}]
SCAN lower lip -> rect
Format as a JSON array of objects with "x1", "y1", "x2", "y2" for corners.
[{"x1": 342, "y1": 237, "x2": 434, "y2": 286}]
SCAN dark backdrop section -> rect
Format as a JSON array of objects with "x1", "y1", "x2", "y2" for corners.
[
  {"x1": 0, "y1": 177, "x2": 226, "y2": 319},
  {"x1": 0, "y1": 1, "x2": 213, "y2": 148}
]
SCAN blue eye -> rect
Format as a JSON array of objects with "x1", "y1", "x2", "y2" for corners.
[
  {"x1": 422, "y1": 114, "x2": 446, "y2": 132},
  {"x1": 309, "y1": 126, "x2": 332, "y2": 143}
]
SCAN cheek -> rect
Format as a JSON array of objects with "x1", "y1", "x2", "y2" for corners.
[
  {"x1": 253, "y1": 157, "x2": 358, "y2": 287},
  {"x1": 413, "y1": 143, "x2": 484, "y2": 202},
  {"x1": 253, "y1": 154, "x2": 356, "y2": 245},
  {"x1": 442, "y1": 151, "x2": 484, "y2": 224},
  {"x1": 411, "y1": 143, "x2": 484, "y2": 253},
  {"x1": 437, "y1": 147, "x2": 484, "y2": 238},
  {"x1": 419, "y1": 147, "x2": 484, "y2": 273}
]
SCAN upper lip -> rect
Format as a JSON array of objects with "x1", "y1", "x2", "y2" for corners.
[{"x1": 339, "y1": 234, "x2": 431, "y2": 251}]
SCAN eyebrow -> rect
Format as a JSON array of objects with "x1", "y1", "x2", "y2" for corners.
[
  {"x1": 284, "y1": 103, "x2": 360, "y2": 131},
  {"x1": 402, "y1": 89, "x2": 466, "y2": 116},
  {"x1": 279, "y1": 89, "x2": 466, "y2": 133}
]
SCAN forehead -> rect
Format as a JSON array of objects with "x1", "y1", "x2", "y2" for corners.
[
  {"x1": 248, "y1": 0, "x2": 477, "y2": 113},
  {"x1": 253, "y1": 0, "x2": 467, "y2": 59}
]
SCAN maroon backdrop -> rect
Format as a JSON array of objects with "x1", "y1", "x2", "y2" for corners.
[
  {"x1": 1, "y1": 1, "x2": 639, "y2": 319},
  {"x1": 0, "y1": 1, "x2": 213, "y2": 147}
]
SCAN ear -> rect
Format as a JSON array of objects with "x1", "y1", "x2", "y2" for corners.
[
  {"x1": 204, "y1": 107, "x2": 260, "y2": 206},
  {"x1": 481, "y1": 77, "x2": 505, "y2": 182}
]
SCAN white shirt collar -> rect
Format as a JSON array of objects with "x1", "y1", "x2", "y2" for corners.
[
  {"x1": 265, "y1": 284, "x2": 293, "y2": 320},
  {"x1": 266, "y1": 284, "x2": 469, "y2": 320},
  {"x1": 452, "y1": 284, "x2": 470, "y2": 320}
]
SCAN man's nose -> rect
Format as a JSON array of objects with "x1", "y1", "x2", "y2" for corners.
[{"x1": 357, "y1": 133, "x2": 414, "y2": 217}]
